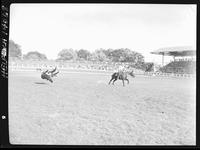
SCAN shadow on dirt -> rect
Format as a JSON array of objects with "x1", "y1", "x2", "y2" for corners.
[{"x1": 34, "y1": 82, "x2": 48, "y2": 85}]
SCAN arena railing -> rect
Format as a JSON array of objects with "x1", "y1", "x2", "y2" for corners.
[
  {"x1": 8, "y1": 61, "x2": 195, "y2": 78},
  {"x1": 143, "y1": 71, "x2": 195, "y2": 78}
]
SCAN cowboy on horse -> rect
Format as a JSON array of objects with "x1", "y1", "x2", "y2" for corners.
[{"x1": 109, "y1": 64, "x2": 135, "y2": 86}]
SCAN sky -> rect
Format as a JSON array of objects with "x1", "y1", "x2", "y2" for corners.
[{"x1": 9, "y1": 4, "x2": 196, "y2": 64}]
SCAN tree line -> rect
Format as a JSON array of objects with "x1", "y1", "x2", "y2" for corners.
[{"x1": 9, "y1": 40, "x2": 149, "y2": 70}]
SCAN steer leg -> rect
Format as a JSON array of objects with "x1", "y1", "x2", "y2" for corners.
[
  {"x1": 46, "y1": 76, "x2": 53, "y2": 83},
  {"x1": 122, "y1": 79, "x2": 125, "y2": 86},
  {"x1": 49, "y1": 76, "x2": 53, "y2": 83}
]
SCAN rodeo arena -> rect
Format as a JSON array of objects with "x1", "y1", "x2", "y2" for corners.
[{"x1": 9, "y1": 46, "x2": 196, "y2": 145}]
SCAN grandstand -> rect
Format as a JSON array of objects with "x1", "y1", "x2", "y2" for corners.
[{"x1": 151, "y1": 46, "x2": 196, "y2": 74}]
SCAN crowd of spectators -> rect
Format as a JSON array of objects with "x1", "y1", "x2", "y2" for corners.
[{"x1": 159, "y1": 60, "x2": 196, "y2": 74}]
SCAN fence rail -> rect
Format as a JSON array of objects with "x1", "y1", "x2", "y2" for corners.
[
  {"x1": 144, "y1": 71, "x2": 195, "y2": 78},
  {"x1": 8, "y1": 62, "x2": 195, "y2": 78}
]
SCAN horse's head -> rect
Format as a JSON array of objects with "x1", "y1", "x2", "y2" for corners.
[{"x1": 129, "y1": 70, "x2": 135, "y2": 78}]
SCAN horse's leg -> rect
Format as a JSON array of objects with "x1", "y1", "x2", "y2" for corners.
[
  {"x1": 108, "y1": 78, "x2": 113, "y2": 85},
  {"x1": 122, "y1": 79, "x2": 125, "y2": 86},
  {"x1": 112, "y1": 79, "x2": 117, "y2": 85},
  {"x1": 125, "y1": 78, "x2": 129, "y2": 84}
]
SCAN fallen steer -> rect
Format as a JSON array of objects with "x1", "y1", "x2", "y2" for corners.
[
  {"x1": 41, "y1": 70, "x2": 53, "y2": 83},
  {"x1": 40, "y1": 66, "x2": 59, "y2": 83}
]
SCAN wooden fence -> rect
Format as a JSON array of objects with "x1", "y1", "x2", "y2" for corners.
[{"x1": 9, "y1": 61, "x2": 195, "y2": 78}]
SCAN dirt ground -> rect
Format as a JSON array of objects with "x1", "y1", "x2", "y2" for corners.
[{"x1": 8, "y1": 70, "x2": 196, "y2": 145}]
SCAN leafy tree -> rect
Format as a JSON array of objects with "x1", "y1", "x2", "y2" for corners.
[
  {"x1": 9, "y1": 40, "x2": 22, "y2": 59},
  {"x1": 108, "y1": 48, "x2": 128, "y2": 62},
  {"x1": 88, "y1": 53, "x2": 97, "y2": 62},
  {"x1": 89, "y1": 50, "x2": 109, "y2": 62},
  {"x1": 57, "y1": 48, "x2": 77, "y2": 61},
  {"x1": 77, "y1": 49, "x2": 91, "y2": 61},
  {"x1": 23, "y1": 51, "x2": 47, "y2": 61},
  {"x1": 102, "y1": 48, "x2": 111, "y2": 57},
  {"x1": 108, "y1": 48, "x2": 144, "y2": 64}
]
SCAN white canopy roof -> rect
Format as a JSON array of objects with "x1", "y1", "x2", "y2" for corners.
[{"x1": 151, "y1": 46, "x2": 196, "y2": 56}]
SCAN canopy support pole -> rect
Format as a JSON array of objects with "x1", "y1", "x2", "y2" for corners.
[{"x1": 162, "y1": 53, "x2": 164, "y2": 66}]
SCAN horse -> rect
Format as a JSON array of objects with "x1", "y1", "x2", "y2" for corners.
[{"x1": 108, "y1": 70, "x2": 135, "y2": 86}]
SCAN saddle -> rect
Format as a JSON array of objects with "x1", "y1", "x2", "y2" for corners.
[{"x1": 117, "y1": 71, "x2": 124, "y2": 79}]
